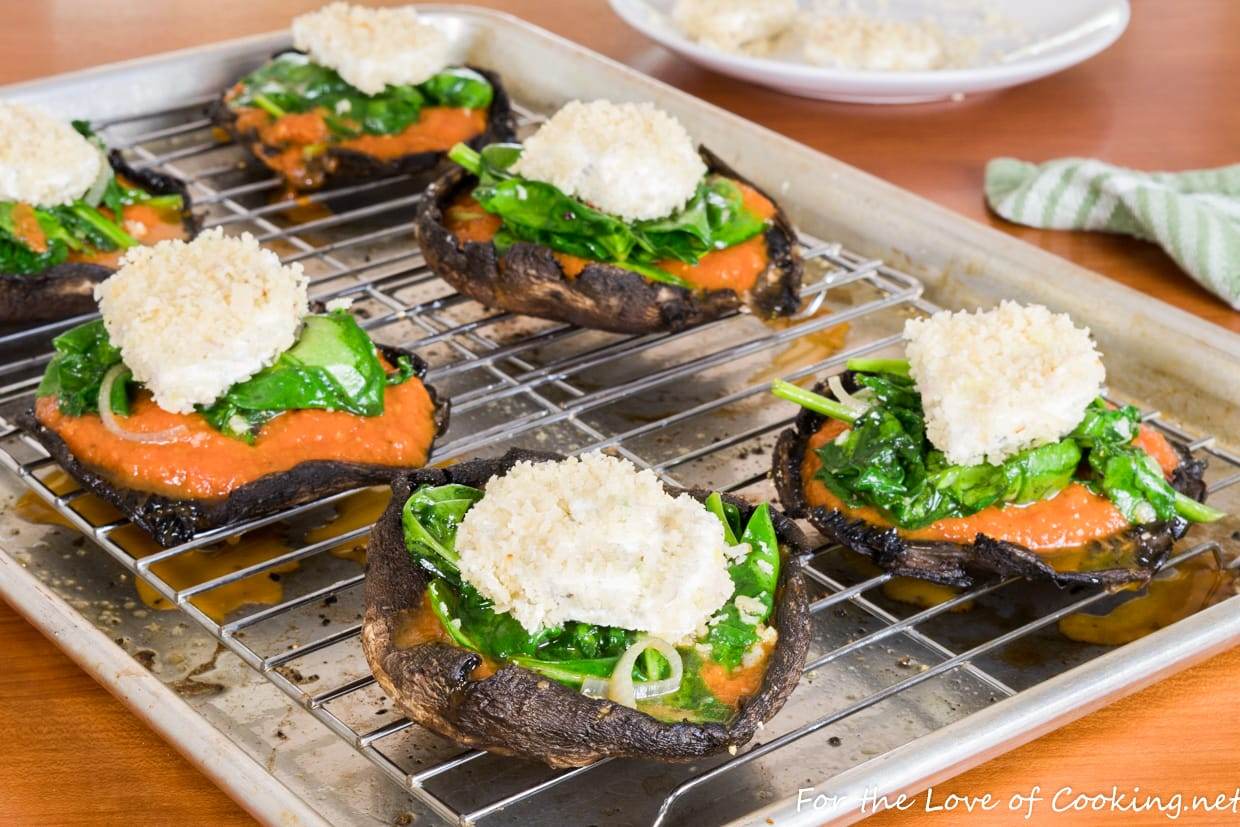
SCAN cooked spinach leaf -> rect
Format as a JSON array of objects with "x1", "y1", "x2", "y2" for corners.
[
  {"x1": 706, "y1": 503, "x2": 780, "y2": 668},
  {"x1": 639, "y1": 648, "x2": 734, "y2": 724},
  {"x1": 36, "y1": 320, "x2": 126, "y2": 415},
  {"x1": 773, "y1": 365, "x2": 1224, "y2": 528},
  {"x1": 448, "y1": 141, "x2": 771, "y2": 288},
  {"x1": 1070, "y1": 399, "x2": 1224, "y2": 524},
  {"x1": 0, "y1": 202, "x2": 69, "y2": 273},
  {"x1": 230, "y1": 53, "x2": 492, "y2": 139},
  {"x1": 401, "y1": 483, "x2": 485, "y2": 578},
  {"x1": 199, "y1": 311, "x2": 407, "y2": 441}
]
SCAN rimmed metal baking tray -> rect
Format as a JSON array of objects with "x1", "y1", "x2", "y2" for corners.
[{"x1": 0, "y1": 6, "x2": 1237, "y2": 826}]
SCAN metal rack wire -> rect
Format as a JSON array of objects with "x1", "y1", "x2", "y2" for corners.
[{"x1": 1, "y1": 95, "x2": 1238, "y2": 827}]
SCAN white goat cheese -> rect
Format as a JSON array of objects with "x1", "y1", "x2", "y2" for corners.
[
  {"x1": 292, "y1": 3, "x2": 452, "y2": 95},
  {"x1": 0, "y1": 101, "x2": 104, "y2": 207},
  {"x1": 94, "y1": 229, "x2": 310, "y2": 414},
  {"x1": 672, "y1": 0, "x2": 798, "y2": 54},
  {"x1": 454, "y1": 453, "x2": 744, "y2": 643},
  {"x1": 904, "y1": 301, "x2": 1105, "y2": 467},
  {"x1": 511, "y1": 100, "x2": 707, "y2": 222}
]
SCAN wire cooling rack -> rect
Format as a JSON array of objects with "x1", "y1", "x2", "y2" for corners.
[{"x1": 1, "y1": 95, "x2": 1238, "y2": 827}]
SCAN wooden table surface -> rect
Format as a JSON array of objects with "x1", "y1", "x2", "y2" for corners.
[{"x1": 1, "y1": 1, "x2": 1237, "y2": 824}]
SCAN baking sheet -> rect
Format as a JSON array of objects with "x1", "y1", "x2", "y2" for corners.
[{"x1": 1, "y1": 6, "x2": 1237, "y2": 826}]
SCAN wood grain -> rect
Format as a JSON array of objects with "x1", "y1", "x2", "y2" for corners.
[
  {"x1": 0, "y1": 604, "x2": 253, "y2": 826},
  {"x1": 1, "y1": 0, "x2": 1237, "y2": 824}
]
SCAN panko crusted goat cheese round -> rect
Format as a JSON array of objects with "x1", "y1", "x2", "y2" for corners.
[
  {"x1": 510, "y1": 100, "x2": 707, "y2": 222},
  {"x1": 453, "y1": 453, "x2": 743, "y2": 643},
  {"x1": 802, "y1": 15, "x2": 950, "y2": 71},
  {"x1": 94, "y1": 229, "x2": 310, "y2": 414},
  {"x1": 903, "y1": 301, "x2": 1105, "y2": 467},
  {"x1": 0, "y1": 101, "x2": 104, "y2": 207},
  {"x1": 672, "y1": 0, "x2": 799, "y2": 54},
  {"x1": 291, "y1": 2, "x2": 452, "y2": 95}
]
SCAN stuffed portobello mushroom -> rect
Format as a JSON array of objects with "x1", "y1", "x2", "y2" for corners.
[
  {"x1": 363, "y1": 450, "x2": 811, "y2": 767},
  {"x1": 213, "y1": 3, "x2": 516, "y2": 193},
  {"x1": 415, "y1": 99, "x2": 803, "y2": 334},
  {"x1": 20, "y1": 229, "x2": 447, "y2": 546},
  {"x1": 772, "y1": 302, "x2": 1222, "y2": 588},
  {"x1": 0, "y1": 101, "x2": 196, "y2": 323}
]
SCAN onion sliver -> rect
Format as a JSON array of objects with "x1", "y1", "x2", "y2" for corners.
[
  {"x1": 83, "y1": 149, "x2": 113, "y2": 207},
  {"x1": 580, "y1": 677, "x2": 609, "y2": 699},
  {"x1": 603, "y1": 636, "x2": 684, "y2": 708},
  {"x1": 98, "y1": 364, "x2": 188, "y2": 444},
  {"x1": 828, "y1": 374, "x2": 870, "y2": 414}
]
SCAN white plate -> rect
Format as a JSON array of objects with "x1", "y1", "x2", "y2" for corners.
[{"x1": 609, "y1": 0, "x2": 1130, "y2": 104}]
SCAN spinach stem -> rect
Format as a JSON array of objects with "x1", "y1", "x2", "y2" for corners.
[
  {"x1": 448, "y1": 142, "x2": 482, "y2": 174},
  {"x1": 136, "y1": 194, "x2": 184, "y2": 211},
  {"x1": 771, "y1": 379, "x2": 857, "y2": 425},
  {"x1": 846, "y1": 357, "x2": 910, "y2": 377},
  {"x1": 643, "y1": 647, "x2": 662, "y2": 682},
  {"x1": 70, "y1": 203, "x2": 139, "y2": 249},
  {"x1": 252, "y1": 93, "x2": 287, "y2": 119},
  {"x1": 614, "y1": 259, "x2": 693, "y2": 290},
  {"x1": 1173, "y1": 491, "x2": 1226, "y2": 523}
]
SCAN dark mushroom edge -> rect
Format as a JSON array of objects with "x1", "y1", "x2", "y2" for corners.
[
  {"x1": 772, "y1": 375, "x2": 1210, "y2": 589},
  {"x1": 210, "y1": 59, "x2": 516, "y2": 192},
  {"x1": 17, "y1": 345, "x2": 448, "y2": 547},
  {"x1": 414, "y1": 146, "x2": 803, "y2": 335},
  {"x1": 362, "y1": 448, "x2": 812, "y2": 768},
  {"x1": 0, "y1": 152, "x2": 198, "y2": 324}
]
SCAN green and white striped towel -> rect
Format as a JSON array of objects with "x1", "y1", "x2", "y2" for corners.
[{"x1": 984, "y1": 157, "x2": 1240, "y2": 310}]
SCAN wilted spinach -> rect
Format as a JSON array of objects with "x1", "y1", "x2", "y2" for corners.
[
  {"x1": 703, "y1": 501, "x2": 781, "y2": 668},
  {"x1": 200, "y1": 311, "x2": 411, "y2": 441},
  {"x1": 36, "y1": 320, "x2": 127, "y2": 415},
  {"x1": 772, "y1": 362, "x2": 1224, "y2": 529},
  {"x1": 230, "y1": 53, "x2": 493, "y2": 138},
  {"x1": 1070, "y1": 398, "x2": 1224, "y2": 524},
  {"x1": 447, "y1": 141, "x2": 770, "y2": 288}
]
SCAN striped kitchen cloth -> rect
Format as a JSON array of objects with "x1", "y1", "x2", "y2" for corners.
[{"x1": 984, "y1": 157, "x2": 1240, "y2": 309}]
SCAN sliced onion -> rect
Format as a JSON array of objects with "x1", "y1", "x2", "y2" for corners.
[
  {"x1": 597, "y1": 636, "x2": 684, "y2": 708},
  {"x1": 580, "y1": 676, "x2": 609, "y2": 699},
  {"x1": 828, "y1": 374, "x2": 871, "y2": 414},
  {"x1": 83, "y1": 149, "x2": 113, "y2": 207},
  {"x1": 98, "y1": 364, "x2": 189, "y2": 444}
]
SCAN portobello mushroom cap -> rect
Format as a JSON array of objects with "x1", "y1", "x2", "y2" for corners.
[
  {"x1": 414, "y1": 147, "x2": 803, "y2": 334},
  {"x1": 362, "y1": 448, "x2": 812, "y2": 768},
  {"x1": 210, "y1": 59, "x2": 516, "y2": 192},
  {"x1": 772, "y1": 374, "x2": 1210, "y2": 589},
  {"x1": 18, "y1": 345, "x2": 448, "y2": 547},
  {"x1": 0, "y1": 152, "x2": 198, "y2": 324}
]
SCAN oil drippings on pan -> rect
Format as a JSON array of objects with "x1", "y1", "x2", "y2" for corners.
[
  {"x1": 751, "y1": 302, "x2": 849, "y2": 385},
  {"x1": 830, "y1": 547, "x2": 1236, "y2": 645},
  {"x1": 1058, "y1": 553, "x2": 1230, "y2": 645},
  {"x1": 122, "y1": 527, "x2": 299, "y2": 623},
  {"x1": 16, "y1": 470, "x2": 298, "y2": 622},
  {"x1": 281, "y1": 194, "x2": 333, "y2": 224},
  {"x1": 304, "y1": 486, "x2": 391, "y2": 565},
  {"x1": 833, "y1": 549, "x2": 974, "y2": 612},
  {"x1": 882, "y1": 577, "x2": 974, "y2": 612}
]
